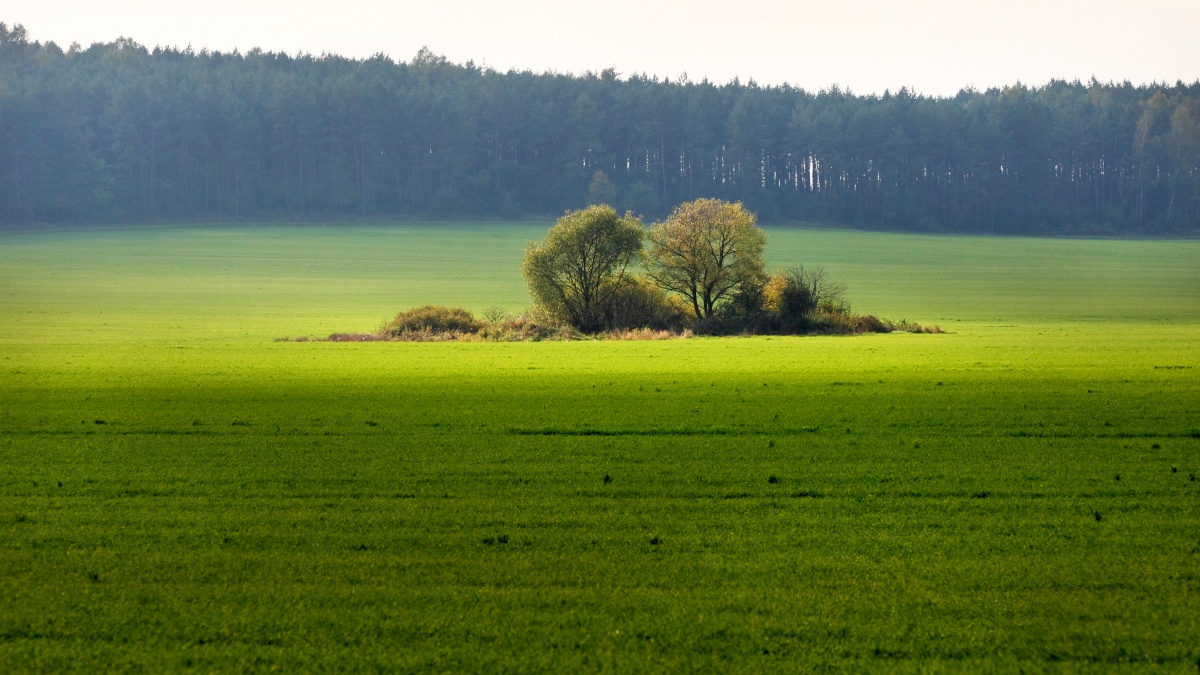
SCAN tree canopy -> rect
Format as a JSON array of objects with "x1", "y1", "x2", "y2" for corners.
[
  {"x1": 521, "y1": 205, "x2": 644, "y2": 332},
  {"x1": 1, "y1": 22, "x2": 1198, "y2": 233},
  {"x1": 520, "y1": 198, "x2": 926, "y2": 336},
  {"x1": 644, "y1": 199, "x2": 766, "y2": 319}
]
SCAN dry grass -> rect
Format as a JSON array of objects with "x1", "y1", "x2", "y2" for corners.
[{"x1": 600, "y1": 327, "x2": 693, "y2": 340}]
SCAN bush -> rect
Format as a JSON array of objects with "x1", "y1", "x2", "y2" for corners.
[
  {"x1": 691, "y1": 280, "x2": 773, "y2": 335},
  {"x1": 465, "y1": 312, "x2": 581, "y2": 342},
  {"x1": 763, "y1": 270, "x2": 816, "y2": 332},
  {"x1": 382, "y1": 305, "x2": 481, "y2": 338},
  {"x1": 855, "y1": 315, "x2": 891, "y2": 333},
  {"x1": 482, "y1": 306, "x2": 512, "y2": 323},
  {"x1": 608, "y1": 276, "x2": 689, "y2": 331}
]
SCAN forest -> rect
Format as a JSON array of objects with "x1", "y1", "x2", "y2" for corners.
[{"x1": 2, "y1": 22, "x2": 1198, "y2": 234}]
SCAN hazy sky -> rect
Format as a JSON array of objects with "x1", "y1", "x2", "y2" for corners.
[{"x1": 6, "y1": 0, "x2": 1199, "y2": 96}]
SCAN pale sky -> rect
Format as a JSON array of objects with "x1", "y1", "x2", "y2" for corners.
[{"x1": 6, "y1": 0, "x2": 1199, "y2": 96}]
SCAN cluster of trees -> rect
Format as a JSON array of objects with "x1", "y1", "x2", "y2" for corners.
[
  {"x1": 2, "y1": 22, "x2": 1198, "y2": 233},
  {"x1": 309, "y1": 199, "x2": 931, "y2": 341},
  {"x1": 523, "y1": 199, "x2": 869, "y2": 335}
]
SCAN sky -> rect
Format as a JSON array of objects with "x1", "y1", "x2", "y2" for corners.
[{"x1": 5, "y1": 0, "x2": 1199, "y2": 96}]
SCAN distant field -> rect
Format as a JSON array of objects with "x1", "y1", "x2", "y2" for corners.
[
  {"x1": 1, "y1": 223, "x2": 1198, "y2": 671},
  {"x1": 2, "y1": 222, "x2": 1196, "y2": 342}
]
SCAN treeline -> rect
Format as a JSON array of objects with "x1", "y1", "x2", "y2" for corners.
[{"x1": 2, "y1": 22, "x2": 1198, "y2": 233}]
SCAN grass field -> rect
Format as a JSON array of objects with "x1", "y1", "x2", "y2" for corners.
[{"x1": 2, "y1": 223, "x2": 1199, "y2": 671}]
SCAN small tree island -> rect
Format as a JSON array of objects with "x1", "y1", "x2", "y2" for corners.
[{"x1": 312, "y1": 199, "x2": 941, "y2": 342}]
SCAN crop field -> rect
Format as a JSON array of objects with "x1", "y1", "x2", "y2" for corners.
[{"x1": 1, "y1": 223, "x2": 1199, "y2": 671}]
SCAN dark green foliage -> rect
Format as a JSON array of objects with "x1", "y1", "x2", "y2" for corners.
[
  {"x1": 587, "y1": 171, "x2": 618, "y2": 206},
  {"x1": 765, "y1": 269, "x2": 817, "y2": 332},
  {"x1": 759, "y1": 266, "x2": 865, "y2": 334},
  {"x1": 1, "y1": 22, "x2": 1198, "y2": 232},
  {"x1": 691, "y1": 289, "x2": 770, "y2": 335},
  {"x1": 382, "y1": 305, "x2": 480, "y2": 337},
  {"x1": 854, "y1": 315, "x2": 892, "y2": 333},
  {"x1": 607, "y1": 276, "x2": 689, "y2": 331},
  {"x1": 688, "y1": 264, "x2": 898, "y2": 336}
]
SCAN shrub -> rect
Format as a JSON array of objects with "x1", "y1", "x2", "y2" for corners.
[
  {"x1": 689, "y1": 277, "x2": 775, "y2": 335},
  {"x1": 608, "y1": 276, "x2": 689, "y2": 331},
  {"x1": 796, "y1": 306, "x2": 865, "y2": 334},
  {"x1": 476, "y1": 314, "x2": 579, "y2": 342},
  {"x1": 855, "y1": 315, "x2": 891, "y2": 333},
  {"x1": 482, "y1": 306, "x2": 512, "y2": 323},
  {"x1": 382, "y1": 305, "x2": 481, "y2": 338},
  {"x1": 763, "y1": 269, "x2": 816, "y2": 332}
]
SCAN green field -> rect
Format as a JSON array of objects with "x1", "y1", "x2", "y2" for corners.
[{"x1": 2, "y1": 223, "x2": 1198, "y2": 671}]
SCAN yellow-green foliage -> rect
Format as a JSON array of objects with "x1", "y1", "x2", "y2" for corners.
[
  {"x1": 645, "y1": 199, "x2": 767, "y2": 319},
  {"x1": 382, "y1": 304, "x2": 481, "y2": 337},
  {"x1": 522, "y1": 205, "x2": 643, "y2": 332},
  {"x1": 762, "y1": 270, "x2": 790, "y2": 314}
]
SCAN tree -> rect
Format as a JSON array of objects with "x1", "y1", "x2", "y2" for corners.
[
  {"x1": 588, "y1": 170, "x2": 617, "y2": 205},
  {"x1": 3, "y1": 23, "x2": 1198, "y2": 232},
  {"x1": 522, "y1": 204, "x2": 644, "y2": 332},
  {"x1": 1165, "y1": 98, "x2": 1200, "y2": 228},
  {"x1": 644, "y1": 198, "x2": 766, "y2": 320}
]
